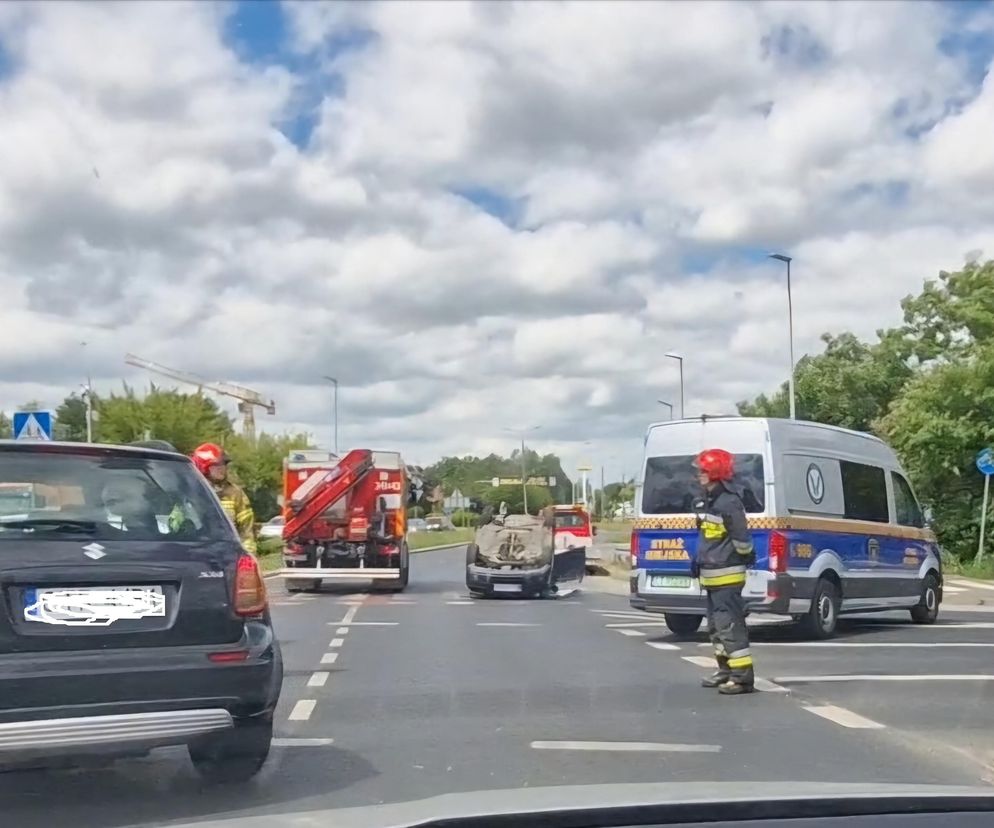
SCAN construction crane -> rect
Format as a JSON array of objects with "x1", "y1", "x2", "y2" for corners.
[{"x1": 124, "y1": 353, "x2": 276, "y2": 441}]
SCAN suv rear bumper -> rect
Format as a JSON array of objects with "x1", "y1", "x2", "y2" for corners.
[
  {"x1": 0, "y1": 708, "x2": 234, "y2": 755},
  {"x1": 0, "y1": 621, "x2": 281, "y2": 753}
]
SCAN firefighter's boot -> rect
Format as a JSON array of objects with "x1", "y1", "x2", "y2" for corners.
[
  {"x1": 701, "y1": 656, "x2": 730, "y2": 688},
  {"x1": 717, "y1": 679, "x2": 755, "y2": 696}
]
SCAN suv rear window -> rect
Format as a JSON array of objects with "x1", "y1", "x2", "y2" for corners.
[
  {"x1": 0, "y1": 449, "x2": 233, "y2": 543},
  {"x1": 641, "y1": 453, "x2": 766, "y2": 514},
  {"x1": 554, "y1": 512, "x2": 588, "y2": 528}
]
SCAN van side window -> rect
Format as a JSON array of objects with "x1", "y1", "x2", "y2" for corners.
[
  {"x1": 891, "y1": 472, "x2": 924, "y2": 528},
  {"x1": 839, "y1": 461, "x2": 889, "y2": 523}
]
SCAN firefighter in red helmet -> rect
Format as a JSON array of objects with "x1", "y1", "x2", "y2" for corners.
[
  {"x1": 192, "y1": 443, "x2": 257, "y2": 555},
  {"x1": 692, "y1": 448, "x2": 755, "y2": 695}
]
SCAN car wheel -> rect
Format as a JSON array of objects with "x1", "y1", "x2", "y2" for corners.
[
  {"x1": 911, "y1": 572, "x2": 940, "y2": 624},
  {"x1": 189, "y1": 717, "x2": 272, "y2": 784},
  {"x1": 380, "y1": 545, "x2": 410, "y2": 593},
  {"x1": 801, "y1": 577, "x2": 840, "y2": 639},
  {"x1": 663, "y1": 613, "x2": 703, "y2": 637}
]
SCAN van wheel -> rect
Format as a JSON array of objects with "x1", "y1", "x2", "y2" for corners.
[
  {"x1": 663, "y1": 613, "x2": 703, "y2": 637},
  {"x1": 911, "y1": 572, "x2": 940, "y2": 624},
  {"x1": 801, "y1": 578, "x2": 840, "y2": 639}
]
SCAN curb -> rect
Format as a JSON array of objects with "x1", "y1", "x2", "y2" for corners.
[{"x1": 263, "y1": 541, "x2": 468, "y2": 579}]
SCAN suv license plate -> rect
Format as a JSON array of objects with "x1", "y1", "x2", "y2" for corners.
[{"x1": 650, "y1": 575, "x2": 692, "y2": 589}]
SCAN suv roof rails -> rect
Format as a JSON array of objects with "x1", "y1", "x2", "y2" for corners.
[{"x1": 129, "y1": 439, "x2": 180, "y2": 453}]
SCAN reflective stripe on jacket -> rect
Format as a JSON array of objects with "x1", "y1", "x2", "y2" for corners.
[
  {"x1": 213, "y1": 479, "x2": 257, "y2": 554},
  {"x1": 696, "y1": 483, "x2": 753, "y2": 588}
]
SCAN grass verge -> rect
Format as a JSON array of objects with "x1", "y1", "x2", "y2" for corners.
[
  {"x1": 594, "y1": 520, "x2": 634, "y2": 545},
  {"x1": 255, "y1": 529, "x2": 472, "y2": 571},
  {"x1": 943, "y1": 555, "x2": 994, "y2": 581},
  {"x1": 409, "y1": 528, "x2": 474, "y2": 550}
]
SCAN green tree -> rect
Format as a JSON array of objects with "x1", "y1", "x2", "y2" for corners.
[
  {"x1": 737, "y1": 332, "x2": 912, "y2": 433},
  {"x1": 0, "y1": 412, "x2": 11, "y2": 439},
  {"x1": 481, "y1": 484, "x2": 553, "y2": 515},
  {"x1": 55, "y1": 393, "x2": 92, "y2": 442},
  {"x1": 98, "y1": 384, "x2": 234, "y2": 453},
  {"x1": 225, "y1": 431, "x2": 313, "y2": 520}
]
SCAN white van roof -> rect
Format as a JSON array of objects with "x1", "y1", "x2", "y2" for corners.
[{"x1": 644, "y1": 417, "x2": 899, "y2": 468}]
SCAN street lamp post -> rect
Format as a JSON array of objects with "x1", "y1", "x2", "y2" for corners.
[
  {"x1": 504, "y1": 426, "x2": 540, "y2": 514},
  {"x1": 322, "y1": 376, "x2": 339, "y2": 453},
  {"x1": 657, "y1": 400, "x2": 674, "y2": 420},
  {"x1": 769, "y1": 253, "x2": 796, "y2": 420},
  {"x1": 665, "y1": 354, "x2": 684, "y2": 418}
]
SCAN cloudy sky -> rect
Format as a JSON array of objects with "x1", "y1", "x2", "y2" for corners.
[{"x1": 1, "y1": 0, "x2": 993, "y2": 480}]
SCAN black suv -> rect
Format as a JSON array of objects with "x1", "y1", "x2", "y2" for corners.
[{"x1": 0, "y1": 441, "x2": 282, "y2": 782}]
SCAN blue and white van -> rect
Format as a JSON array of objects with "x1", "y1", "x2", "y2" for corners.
[{"x1": 629, "y1": 417, "x2": 942, "y2": 638}]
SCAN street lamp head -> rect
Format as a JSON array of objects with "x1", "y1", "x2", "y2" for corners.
[
  {"x1": 665, "y1": 353, "x2": 682, "y2": 361},
  {"x1": 769, "y1": 253, "x2": 792, "y2": 263},
  {"x1": 322, "y1": 375, "x2": 338, "y2": 385}
]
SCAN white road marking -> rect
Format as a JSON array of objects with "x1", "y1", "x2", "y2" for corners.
[
  {"x1": 592, "y1": 610, "x2": 654, "y2": 619},
  {"x1": 307, "y1": 672, "x2": 329, "y2": 687},
  {"x1": 616, "y1": 629, "x2": 646, "y2": 637},
  {"x1": 321, "y1": 652, "x2": 339, "y2": 665},
  {"x1": 803, "y1": 705, "x2": 885, "y2": 729},
  {"x1": 775, "y1": 674, "x2": 994, "y2": 683},
  {"x1": 272, "y1": 737, "x2": 333, "y2": 747},
  {"x1": 447, "y1": 600, "x2": 473, "y2": 605},
  {"x1": 646, "y1": 642, "x2": 680, "y2": 651},
  {"x1": 745, "y1": 641, "x2": 994, "y2": 648},
  {"x1": 683, "y1": 656, "x2": 716, "y2": 668},
  {"x1": 754, "y1": 678, "x2": 789, "y2": 694},
  {"x1": 948, "y1": 579, "x2": 994, "y2": 592},
  {"x1": 329, "y1": 638, "x2": 345, "y2": 648},
  {"x1": 604, "y1": 621, "x2": 668, "y2": 628},
  {"x1": 329, "y1": 621, "x2": 399, "y2": 626},
  {"x1": 341, "y1": 606, "x2": 359, "y2": 625},
  {"x1": 531, "y1": 740, "x2": 721, "y2": 753},
  {"x1": 476, "y1": 622, "x2": 541, "y2": 627},
  {"x1": 288, "y1": 700, "x2": 316, "y2": 721},
  {"x1": 943, "y1": 586, "x2": 965, "y2": 594},
  {"x1": 336, "y1": 627, "x2": 349, "y2": 635}
]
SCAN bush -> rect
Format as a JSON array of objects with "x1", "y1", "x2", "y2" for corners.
[{"x1": 450, "y1": 509, "x2": 477, "y2": 528}]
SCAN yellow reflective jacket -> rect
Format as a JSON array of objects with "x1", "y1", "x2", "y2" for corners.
[{"x1": 212, "y1": 479, "x2": 257, "y2": 554}]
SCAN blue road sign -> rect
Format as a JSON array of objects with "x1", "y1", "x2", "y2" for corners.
[
  {"x1": 13, "y1": 411, "x2": 53, "y2": 441},
  {"x1": 977, "y1": 448, "x2": 994, "y2": 476}
]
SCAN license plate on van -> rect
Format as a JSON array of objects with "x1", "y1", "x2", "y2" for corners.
[{"x1": 650, "y1": 575, "x2": 692, "y2": 589}]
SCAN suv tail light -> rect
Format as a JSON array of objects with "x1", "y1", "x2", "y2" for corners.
[
  {"x1": 630, "y1": 531, "x2": 638, "y2": 567},
  {"x1": 768, "y1": 531, "x2": 788, "y2": 573},
  {"x1": 234, "y1": 554, "x2": 268, "y2": 616}
]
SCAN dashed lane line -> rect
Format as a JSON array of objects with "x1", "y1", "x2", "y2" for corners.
[
  {"x1": 775, "y1": 674, "x2": 994, "y2": 683},
  {"x1": 531, "y1": 740, "x2": 721, "y2": 753},
  {"x1": 476, "y1": 622, "x2": 541, "y2": 627},
  {"x1": 307, "y1": 672, "x2": 329, "y2": 688},
  {"x1": 341, "y1": 606, "x2": 359, "y2": 625},
  {"x1": 321, "y1": 652, "x2": 340, "y2": 665},
  {"x1": 288, "y1": 700, "x2": 317, "y2": 721},
  {"x1": 754, "y1": 678, "x2": 789, "y2": 694},
  {"x1": 604, "y1": 621, "x2": 667, "y2": 628},
  {"x1": 948, "y1": 579, "x2": 994, "y2": 592},
  {"x1": 272, "y1": 737, "x2": 334, "y2": 747},
  {"x1": 616, "y1": 629, "x2": 646, "y2": 637},
  {"x1": 447, "y1": 600, "x2": 474, "y2": 605},
  {"x1": 646, "y1": 642, "x2": 680, "y2": 651},
  {"x1": 336, "y1": 627, "x2": 349, "y2": 635},
  {"x1": 803, "y1": 705, "x2": 885, "y2": 729},
  {"x1": 328, "y1": 621, "x2": 399, "y2": 626},
  {"x1": 683, "y1": 656, "x2": 716, "y2": 668},
  {"x1": 329, "y1": 638, "x2": 345, "y2": 648}
]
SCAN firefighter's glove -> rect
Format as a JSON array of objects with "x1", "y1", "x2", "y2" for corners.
[{"x1": 690, "y1": 558, "x2": 701, "y2": 580}]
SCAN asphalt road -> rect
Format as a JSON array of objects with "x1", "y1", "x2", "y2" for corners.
[{"x1": 5, "y1": 547, "x2": 994, "y2": 828}]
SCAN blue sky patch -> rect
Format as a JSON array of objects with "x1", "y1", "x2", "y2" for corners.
[
  {"x1": 452, "y1": 186, "x2": 520, "y2": 228},
  {"x1": 222, "y1": 0, "x2": 375, "y2": 149},
  {"x1": 761, "y1": 23, "x2": 830, "y2": 68}
]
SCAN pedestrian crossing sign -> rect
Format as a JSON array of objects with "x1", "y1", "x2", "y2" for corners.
[{"x1": 13, "y1": 411, "x2": 54, "y2": 441}]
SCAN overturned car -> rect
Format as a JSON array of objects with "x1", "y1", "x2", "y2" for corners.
[{"x1": 465, "y1": 507, "x2": 585, "y2": 598}]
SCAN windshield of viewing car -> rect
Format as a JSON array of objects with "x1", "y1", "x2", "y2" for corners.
[{"x1": 0, "y1": 451, "x2": 232, "y2": 542}]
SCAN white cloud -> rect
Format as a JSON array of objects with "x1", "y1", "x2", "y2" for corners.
[{"x1": 0, "y1": 0, "x2": 991, "y2": 484}]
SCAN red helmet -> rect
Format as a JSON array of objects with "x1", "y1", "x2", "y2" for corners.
[
  {"x1": 191, "y1": 443, "x2": 229, "y2": 476},
  {"x1": 695, "y1": 448, "x2": 734, "y2": 482}
]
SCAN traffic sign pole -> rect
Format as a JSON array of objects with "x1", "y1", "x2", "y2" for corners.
[
  {"x1": 975, "y1": 448, "x2": 994, "y2": 563},
  {"x1": 980, "y1": 474, "x2": 991, "y2": 564}
]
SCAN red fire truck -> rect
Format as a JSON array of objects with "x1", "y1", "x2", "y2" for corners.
[{"x1": 276, "y1": 449, "x2": 414, "y2": 593}]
